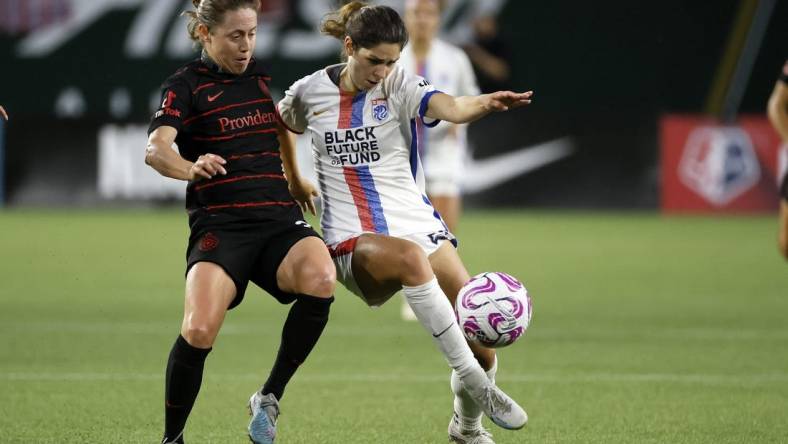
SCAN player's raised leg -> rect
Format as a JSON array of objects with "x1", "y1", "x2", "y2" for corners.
[
  {"x1": 430, "y1": 242, "x2": 506, "y2": 442},
  {"x1": 248, "y1": 236, "x2": 335, "y2": 444},
  {"x1": 162, "y1": 262, "x2": 236, "y2": 444},
  {"x1": 352, "y1": 234, "x2": 526, "y2": 430}
]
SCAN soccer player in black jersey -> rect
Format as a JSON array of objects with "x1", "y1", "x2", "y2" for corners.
[
  {"x1": 145, "y1": 1, "x2": 335, "y2": 443},
  {"x1": 768, "y1": 59, "x2": 788, "y2": 260}
]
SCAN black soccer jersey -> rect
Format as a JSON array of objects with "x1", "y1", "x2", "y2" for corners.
[
  {"x1": 780, "y1": 59, "x2": 788, "y2": 201},
  {"x1": 149, "y1": 54, "x2": 299, "y2": 227}
]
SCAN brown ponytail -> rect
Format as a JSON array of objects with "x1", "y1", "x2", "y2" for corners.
[
  {"x1": 321, "y1": 1, "x2": 366, "y2": 40},
  {"x1": 321, "y1": 1, "x2": 408, "y2": 54},
  {"x1": 182, "y1": 0, "x2": 261, "y2": 45}
]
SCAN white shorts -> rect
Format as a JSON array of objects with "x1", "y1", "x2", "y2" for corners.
[
  {"x1": 426, "y1": 177, "x2": 461, "y2": 197},
  {"x1": 327, "y1": 230, "x2": 456, "y2": 307},
  {"x1": 423, "y1": 140, "x2": 465, "y2": 197}
]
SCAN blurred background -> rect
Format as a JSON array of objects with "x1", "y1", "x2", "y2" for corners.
[
  {"x1": 1, "y1": 0, "x2": 785, "y2": 211},
  {"x1": 1, "y1": 1, "x2": 788, "y2": 443}
]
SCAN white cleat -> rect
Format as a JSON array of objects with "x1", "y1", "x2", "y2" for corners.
[
  {"x1": 448, "y1": 413, "x2": 496, "y2": 444},
  {"x1": 467, "y1": 383, "x2": 527, "y2": 430},
  {"x1": 248, "y1": 391, "x2": 279, "y2": 444}
]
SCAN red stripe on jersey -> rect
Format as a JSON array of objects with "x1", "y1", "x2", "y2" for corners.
[
  {"x1": 183, "y1": 98, "x2": 272, "y2": 125},
  {"x1": 329, "y1": 236, "x2": 358, "y2": 258},
  {"x1": 202, "y1": 201, "x2": 296, "y2": 211},
  {"x1": 194, "y1": 173, "x2": 285, "y2": 191},
  {"x1": 193, "y1": 128, "x2": 277, "y2": 142},
  {"x1": 226, "y1": 151, "x2": 280, "y2": 161},
  {"x1": 337, "y1": 91, "x2": 354, "y2": 129},
  {"x1": 193, "y1": 82, "x2": 216, "y2": 94},
  {"x1": 342, "y1": 167, "x2": 375, "y2": 231}
]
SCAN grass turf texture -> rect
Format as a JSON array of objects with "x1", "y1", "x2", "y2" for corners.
[{"x1": 1, "y1": 209, "x2": 787, "y2": 443}]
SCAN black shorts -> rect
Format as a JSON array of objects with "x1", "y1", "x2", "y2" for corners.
[
  {"x1": 781, "y1": 172, "x2": 788, "y2": 201},
  {"x1": 185, "y1": 218, "x2": 321, "y2": 309}
]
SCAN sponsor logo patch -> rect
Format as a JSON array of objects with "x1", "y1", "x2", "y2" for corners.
[{"x1": 199, "y1": 232, "x2": 219, "y2": 252}]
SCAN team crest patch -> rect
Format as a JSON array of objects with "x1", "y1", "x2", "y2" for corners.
[
  {"x1": 199, "y1": 232, "x2": 219, "y2": 252},
  {"x1": 372, "y1": 99, "x2": 388, "y2": 122}
]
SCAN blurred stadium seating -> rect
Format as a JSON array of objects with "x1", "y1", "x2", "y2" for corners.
[{"x1": 1, "y1": 0, "x2": 785, "y2": 210}]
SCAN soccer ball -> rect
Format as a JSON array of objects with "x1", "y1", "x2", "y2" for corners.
[{"x1": 455, "y1": 272, "x2": 532, "y2": 348}]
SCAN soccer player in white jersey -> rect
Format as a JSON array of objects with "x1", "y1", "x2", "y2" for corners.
[{"x1": 277, "y1": 2, "x2": 532, "y2": 440}]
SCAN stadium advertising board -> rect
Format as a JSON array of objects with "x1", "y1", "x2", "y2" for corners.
[{"x1": 660, "y1": 115, "x2": 784, "y2": 213}]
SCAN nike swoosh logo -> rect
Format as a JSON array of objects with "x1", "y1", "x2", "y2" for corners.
[
  {"x1": 432, "y1": 324, "x2": 453, "y2": 338},
  {"x1": 462, "y1": 137, "x2": 574, "y2": 193},
  {"x1": 207, "y1": 91, "x2": 224, "y2": 102}
]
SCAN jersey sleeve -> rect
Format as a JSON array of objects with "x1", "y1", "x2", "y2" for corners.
[
  {"x1": 387, "y1": 65, "x2": 443, "y2": 127},
  {"x1": 277, "y1": 76, "x2": 311, "y2": 134},
  {"x1": 148, "y1": 76, "x2": 191, "y2": 135}
]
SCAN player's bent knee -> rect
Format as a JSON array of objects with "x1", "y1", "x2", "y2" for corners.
[
  {"x1": 296, "y1": 260, "x2": 336, "y2": 297},
  {"x1": 182, "y1": 324, "x2": 219, "y2": 348}
]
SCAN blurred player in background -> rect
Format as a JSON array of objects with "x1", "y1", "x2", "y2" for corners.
[
  {"x1": 768, "y1": 59, "x2": 788, "y2": 260},
  {"x1": 145, "y1": 1, "x2": 335, "y2": 443},
  {"x1": 399, "y1": 0, "x2": 479, "y2": 322},
  {"x1": 0, "y1": 105, "x2": 7, "y2": 120},
  {"x1": 278, "y1": 2, "x2": 533, "y2": 441},
  {"x1": 463, "y1": 13, "x2": 512, "y2": 94},
  {"x1": 401, "y1": 0, "x2": 478, "y2": 233}
]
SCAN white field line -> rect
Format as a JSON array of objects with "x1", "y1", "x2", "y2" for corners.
[
  {"x1": 4, "y1": 322, "x2": 788, "y2": 341},
  {"x1": 2, "y1": 372, "x2": 788, "y2": 385}
]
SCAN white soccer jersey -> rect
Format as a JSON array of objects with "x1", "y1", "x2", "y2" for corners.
[
  {"x1": 399, "y1": 39, "x2": 480, "y2": 190},
  {"x1": 278, "y1": 63, "x2": 450, "y2": 245}
]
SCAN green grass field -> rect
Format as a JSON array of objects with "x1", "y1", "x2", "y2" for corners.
[{"x1": 1, "y1": 209, "x2": 787, "y2": 443}]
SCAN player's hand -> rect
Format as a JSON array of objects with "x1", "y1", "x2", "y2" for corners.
[
  {"x1": 289, "y1": 177, "x2": 319, "y2": 216},
  {"x1": 0, "y1": 106, "x2": 8, "y2": 121},
  {"x1": 189, "y1": 153, "x2": 227, "y2": 180},
  {"x1": 484, "y1": 91, "x2": 533, "y2": 112}
]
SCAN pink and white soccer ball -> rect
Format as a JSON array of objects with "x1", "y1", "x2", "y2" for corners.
[{"x1": 455, "y1": 272, "x2": 532, "y2": 348}]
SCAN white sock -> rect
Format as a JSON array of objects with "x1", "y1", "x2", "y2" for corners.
[
  {"x1": 451, "y1": 356, "x2": 498, "y2": 431},
  {"x1": 402, "y1": 278, "x2": 489, "y2": 390}
]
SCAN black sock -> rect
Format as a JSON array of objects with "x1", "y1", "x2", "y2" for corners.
[
  {"x1": 262, "y1": 294, "x2": 334, "y2": 400},
  {"x1": 162, "y1": 335, "x2": 211, "y2": 443}
]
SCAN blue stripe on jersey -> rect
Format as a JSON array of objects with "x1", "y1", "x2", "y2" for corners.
[
  {"x1": 351, "y1": 91, "x2": 366, "y2": 128},
  {"x1": 357, "y1": 165, "x2": 389, "y2": 234},
  {"x1": 316, "y1": 169, "x2": 331, "y2": 229},
  {"x1": 409, "y1": 119, "x2": 418, "y2": 179},
  {"x1": 422, "y1": 194, "x2": 449, "y2": 229},
  {"x1": 418, "y1": 90, "x2": 443, "y2": 128},
  {"x1": 422, "y1": 194, "x2": 457, "y2": 247}
]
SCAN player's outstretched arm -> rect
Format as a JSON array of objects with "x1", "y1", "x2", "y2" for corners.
[
  {"x1": 424, "y1": 90, "x2": 533, "y2": 124},
  {"x1": 146, "y1": 125, "x2": 226, "y2": 181},
  {"x1": 768, "y1": 81, "x2": 788, "y2": 141},
  {"x1": 0, "y1": 105, "x2": 7, "y2": 121},
  {"x1": 277, "y1": 122, "x2": 318, "y2": 215}
]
